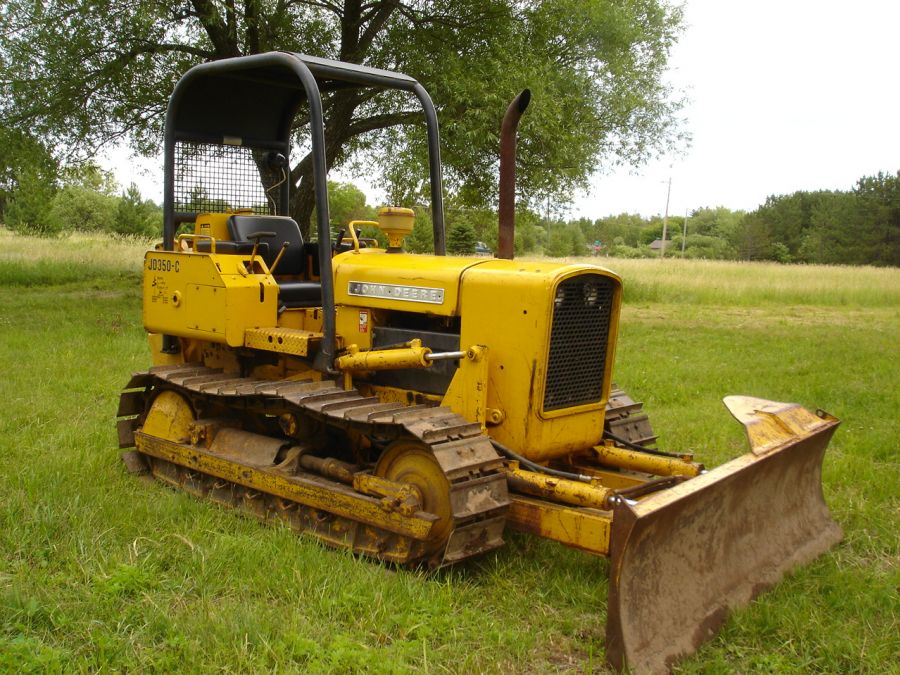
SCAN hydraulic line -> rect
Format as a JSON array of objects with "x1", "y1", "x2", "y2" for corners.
[
  {"x1": 602, "y1": 428, "x2": 688, "y2": 459},
  {"x1": 492, "y1": 440, "x2": 591, "y2": 483}
]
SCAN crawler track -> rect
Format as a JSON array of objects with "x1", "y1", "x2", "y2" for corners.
[{"x1": 117, "y1": 363, "x2": 509, "y2": 567}]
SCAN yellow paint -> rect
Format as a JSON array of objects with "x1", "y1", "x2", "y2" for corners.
[
  {"x1": 336, "y1": 339, "x2": 431, "y2": 371},
  {"x1": 442, "y1": 345, "x2": 490, "y2": 430},
  {"x1": 457, "y1": 260, "x2": 622, "y2": 462},
  {"x1": 330, "y1": 249, "x2": 623, "y2": 463},
  {"x1": 506, "y1": 464, "x2": 613, "y2": 509},
  {"x1": 723, "y1": 395, "x2": 837, "y2": 455},
  {"x1": 136, "y1": 431, "x2": 437, "y2": 540},
  {"x1": 552, "y1": 462, "x2": 646, "y2": 490},
  {"x1": 347, "y1": 220, "x2": 379, "y2": 253},
  {"x1": 145, "y1": 212, "x2": 625, "y2": 468},
  {"x1": 147, "y1": 333, "x2": 184, "y2": 366},
  {"x1": 593, "y1": 444, "x2": 702, "y2": 477},
  {"x1": 332, "y1": 249, "x2": 483, "y2": 315},
  {"x1": 279, "y1": 307, "x2": 325, "y2": 332},
  {"x1": 334, "y1": 305, "x2": 374, "y2": 351},
  {"x1": 141, "y1": 390, "x2": 194, "y2": 444},
  {"x1": 143, "y1": 249, "x2": 278, "y2": 347},
  {"x1": 193, "y1": 212, "x2": 233, "y2": 242},
  {"x1": 376, "y1": 207, "x2": 415, "y2": 248},
  {"x1": 244, "y1": 326, "x2": 322, "y2": 356},
  {"x1": 353, "y1": 473, "x2": 422, "y2": 516},
  {"x1": 357, "y1": 382, "x2": 442, "y2": 406},
  {"x1": 376, "y1": 439, "x2": 453, "y2": 545},
  {"x1": 506, "y1": 494, "x2": 612, "y2": 556}
]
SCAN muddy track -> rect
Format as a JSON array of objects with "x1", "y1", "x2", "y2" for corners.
[{"x1": 117, "y1": 363, "x2": 510, "y2": 567}]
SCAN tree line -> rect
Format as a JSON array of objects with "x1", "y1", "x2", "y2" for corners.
[
  {"x1": 0, "y1": 129, "x2": 160, "y2": 237},
  {"x1": 588, "y1": 171, "x2": 897, "y2": 266},
  {"x1": 5, "y1": 2, "x2": 893, "y2": 266},
  {"x1": 399, "y1": 170, "x2": 898, "y2": 266},
  {"x1": 2, "y1": 131, "x2": 896, "y2": 268}
]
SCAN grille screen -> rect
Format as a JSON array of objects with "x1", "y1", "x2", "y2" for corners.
[
  {"x1": 544, "y1": 274, "x2": 615, "y2": 411},
  {"x1": 173, "y1": 142, "x2": 278, "y2": 214}
]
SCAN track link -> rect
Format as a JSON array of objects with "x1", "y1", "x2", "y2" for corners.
[
  {"x1": 117, "y1": 363, "x2": 509, "y2": 567},
  {"x1": 605, "y1": 386, "x2": 657, "y2": 447}
]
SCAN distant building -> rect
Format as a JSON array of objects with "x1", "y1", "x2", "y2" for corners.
[{"x1": 649, "y1": 239, "x2": 669, "y2": 253}]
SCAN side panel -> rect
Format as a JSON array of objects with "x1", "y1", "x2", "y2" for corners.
[
  {"x1": 457, "y1": 262, "x2": 622, "y2": 462},
  {"x1": 143, "y1": 251, "x2": 278, "y2": 347},
  {"x1": 332, "y1": 250, "x2": 480, "y2": 317}
]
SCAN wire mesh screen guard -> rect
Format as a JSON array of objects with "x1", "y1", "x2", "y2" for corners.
[
  {"x1": 544, "y1": 274, "x2": 614, "y2": 411},
  {"x1": 173, "y1": 142, "x2": 281, "y2": 214}
]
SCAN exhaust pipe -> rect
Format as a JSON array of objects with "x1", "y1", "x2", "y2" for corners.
[{"x1": 497, "y1": 89, "x2": 531, "y2": 260}]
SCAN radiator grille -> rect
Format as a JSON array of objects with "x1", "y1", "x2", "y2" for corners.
[{"x1": 543, "y1": 274, "x2": 615, "y2": 411}]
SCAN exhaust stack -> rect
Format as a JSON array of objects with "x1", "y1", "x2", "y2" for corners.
[{"x1": 497, "y1": 89, "x2": 531, "y2": 260}]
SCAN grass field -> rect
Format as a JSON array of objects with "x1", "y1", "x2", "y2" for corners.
[{"x1": 1, "y1": 229, "x2": 897, "y2": 673}]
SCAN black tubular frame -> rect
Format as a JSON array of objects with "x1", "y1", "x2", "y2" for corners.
[{"x1": 161, "y1": 52, "x2": 447, "y2": 372}]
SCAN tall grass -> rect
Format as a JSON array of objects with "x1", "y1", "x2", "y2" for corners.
[
  {"x1": 0, "y1": 228, "x2": 151, "y2": 286},
  {"x1": 551, "y1": 254, "x2": 900, "y2": 307},
  {"x1": 0, "y1": 230, "x2": 897, "y2": 672}
]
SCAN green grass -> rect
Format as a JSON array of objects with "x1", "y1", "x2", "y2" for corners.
[
  {"x1": 1, "y1": 230, "x2": 897, "y2": 672},
  {"x1": 551, "y1": 254, "x2": 900, "y2": 307}
]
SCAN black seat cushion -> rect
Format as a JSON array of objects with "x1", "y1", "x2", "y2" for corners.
[
  {"x1": 278, "y1": 281, "x2": 323, "y2": 308},
  {"x1": 228, "y1": 215, "x2": 306, "y2": 275},
  {"x1": 226, "y1": 215, "x2": 321, "y2": 308}
]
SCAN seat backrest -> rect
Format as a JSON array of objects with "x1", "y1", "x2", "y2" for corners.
[{"x1": 228, "y1": 215, "x2": 305, "y2": 275}]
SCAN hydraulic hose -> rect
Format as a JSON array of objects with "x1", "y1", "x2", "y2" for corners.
[
  {"x1": 491, "y1": 440, "x2": 592, "y2": 483},
  {"x1": 602, "y1": 429, "x2": 686, "y2": 459}
]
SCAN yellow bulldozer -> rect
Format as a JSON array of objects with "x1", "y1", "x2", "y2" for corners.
[{"x1": 116, "y1": 53, "x2": 842, "y2": 672}]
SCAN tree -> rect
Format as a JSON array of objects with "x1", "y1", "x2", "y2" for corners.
[
  {"x1": 545, "y1": 221, "x2": 587, "y2": 257},
  {"x1": 1, "y1": 1, "x2": 685, "y2": 237},
  {"x1": 593, "y1": 212, "x2": 645, "y2": 247},
  {"x1": 4, "y1": 165, "x2": 58, "y2": 235},
  {"x1": 60, "y1": 162, "x2": 118, "y2": 197},
  {"x1": 731, "y1": 212, "x2": 773, "y2": 261},
  {"x1": 326, "y1": 181, "x2": 373, "y2": 228},
  {"x1": 404, "y1": 207, "x2": 436, "y2": 253},
  {"x1": 0, "y1": 128, "x2": 58, "y2": 223},
  {"x1": 639, "y1": 216, "x2": 668, "y2": 245},
  {"x1": 446, "y1": 220, "x2": 477, "y2": 255},
  {"x1": 46, "y1": 186, "x2": 118, "y2": 233},
  {"x1": 40, "y1": 162, "x2": 119, "y2": 233},
  {"x1": 747, "y1": 191, "x2": 835, "y2": 258},
  {"x1": 852, "y1": 171, "x2": 899, "y2": 267},
  {"x1": 115, "y1": 183, "x2": 161, "y2": 236},
  {"x1": 687, "y1": 206, "x2": 743, "y2": 240},
  {"x1": 513, "y1": 208, "x2": 546, "y2": 254},
  {"x1": 679, "y1": 233, "x2": 735, "y2": 260}
]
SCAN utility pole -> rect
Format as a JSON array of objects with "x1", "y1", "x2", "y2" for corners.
[
  {"x1": 682, "y1": 208, "x2": 689, "y2": 256},
  {"x1": 660, "y1": 175, "x2": 672, "y2": 258}
]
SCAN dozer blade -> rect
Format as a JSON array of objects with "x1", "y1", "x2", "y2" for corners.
[{"x1": 605, "y1": 397, "x2": 842, "y2": 673}]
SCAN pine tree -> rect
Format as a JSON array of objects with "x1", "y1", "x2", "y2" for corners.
[
  {"x1": 447, "y1": 221, "x2": 477, "y2": 255},
  {"x1": 114, "y1": 183, "x2": 159, "y2": 236}
]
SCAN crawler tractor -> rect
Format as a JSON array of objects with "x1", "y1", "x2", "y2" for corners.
[{"x1": 117, "y1": 53, "x2": 842, "y2": 672}]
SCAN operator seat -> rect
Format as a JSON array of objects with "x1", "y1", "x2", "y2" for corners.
[{"x1": 227, "y1": 214, "x2": 322, "y2": 309}]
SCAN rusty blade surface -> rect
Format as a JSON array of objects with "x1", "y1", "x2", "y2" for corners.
[{"x1": 605, "y1": 401, "x2": 842, "y2": 673}]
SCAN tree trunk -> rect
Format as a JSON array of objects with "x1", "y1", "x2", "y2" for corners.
[
  {"x1": 291, "y1": 175, "x2": 316, "y2": 239},
  {"x1": 288, "y1": 91, "x2": 361, "y2": 240}
]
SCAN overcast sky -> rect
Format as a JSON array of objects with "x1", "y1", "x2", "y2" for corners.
[
  {"x1": 105, "y1": 1, "x2": 900, "y2": 220},
  {"x1": 571, "y1": 0, "x2": 900, "y2": 219}
]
